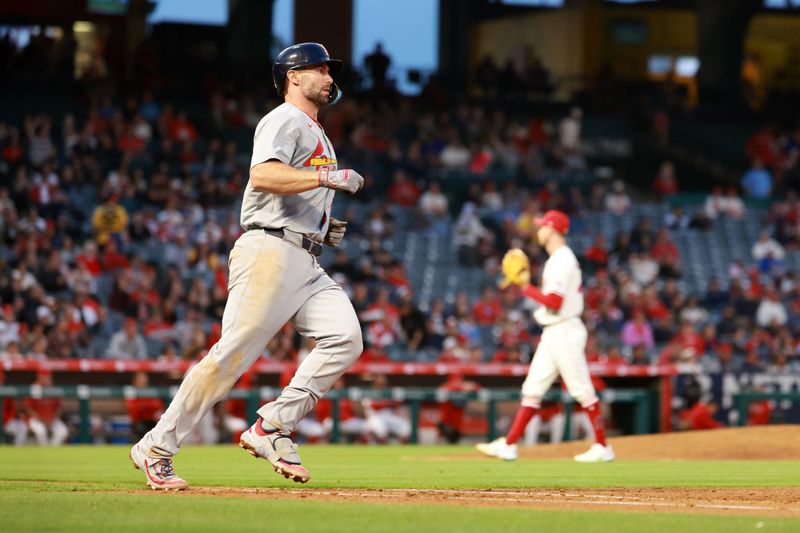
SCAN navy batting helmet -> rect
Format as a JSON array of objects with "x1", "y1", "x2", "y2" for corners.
[{"x1": 272, "y1": 42, "x2": 343, "y2": 106}]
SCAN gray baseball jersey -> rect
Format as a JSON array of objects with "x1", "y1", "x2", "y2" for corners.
[{"x1": 243, "y1": 102, "x2": 336, "y2": 242}]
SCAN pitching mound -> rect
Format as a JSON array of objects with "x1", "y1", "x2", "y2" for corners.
[{"x1": 518, "y1": 425, "x2": 800, "y2": 460}]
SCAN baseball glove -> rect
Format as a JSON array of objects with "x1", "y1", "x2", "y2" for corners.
[{"x1": 499, "y1": 248, "x2": 530, "y2": 289}]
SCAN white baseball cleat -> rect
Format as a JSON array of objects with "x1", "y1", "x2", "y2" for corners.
[
  {"x1": 574, "y1": 443, "x2": 615, "y2": 463},
  {"x1": 129, "y1": 443, "x2": 188, "y2": 491},
  {"x1": 475, "y1": 437, "x2": 518, "y2": 461},
  {"x1": 239, "y1": 419, "x2": 311, "y2": 483}
]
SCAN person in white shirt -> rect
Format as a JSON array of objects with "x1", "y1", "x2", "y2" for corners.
[
  {"x1": 558, "y1": 107, "x2": 582, "y2": 151},
  {"x1": 704, "y1": 186, "x2": 725, "y2": 220},
  {"x1": 477, "y1": 210, "x2": 614, "y2": 463},
  {"x1": 752, "y1": 232, "x2": 785, "y2": 261},
  {"x1": 418, "y1": 181, "x2": 449, "y2": 235},
  {"x1": 756, "y1": 288, "x2": 787, "y2": 328},
  {"x1": 629, "y1": 252, "x2": 659, "y2": 286},
  {"x1": 439, "y1": 135, "x2": 471, "y2": 169},
  {"x1": 604, "y1": 180, "x2": 631, "y2": 215},
  {"x1": 720, "y1": 186, "x2": 745, "y2": 219}
]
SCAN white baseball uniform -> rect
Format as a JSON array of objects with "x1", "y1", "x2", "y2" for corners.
[
  {"x1": 521, "y1": 245, "x2": 598, "y2": 407},
  {"x1": 139, "y1": 102, "x2": 363, "y2": 457}
]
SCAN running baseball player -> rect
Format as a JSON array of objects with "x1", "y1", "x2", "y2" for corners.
[
  {"x1": 130, "y1": 42, "x2": 365, "y2": 489},
  {"x1": 476, "y1": 210, "x2": 615, "y2": 463}
]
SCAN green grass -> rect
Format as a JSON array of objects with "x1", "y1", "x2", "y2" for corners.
[{"x1": 1, "y1": 445, "x2": 799, "y2": 532}]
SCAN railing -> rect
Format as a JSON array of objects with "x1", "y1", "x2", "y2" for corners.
[{"x1": 0, "y1": 385, "x2": 652, "y2": 445}]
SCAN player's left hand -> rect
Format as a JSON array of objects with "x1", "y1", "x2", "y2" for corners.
[
  {"x1": 324, "y1": 217, "x2": 347, "y2": 247},
  {"x1": 499, "y1": 248, "x2": 530, "y2": 288}
]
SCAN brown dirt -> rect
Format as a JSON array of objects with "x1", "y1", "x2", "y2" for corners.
[
  {"x1": 515, "y1": 425, "x2": 800, "y2": 461},
  {"x1": 122, "y1": 427, "x2": 800, "y2": 518},
  {"x1": 157, "y1": 487, "x2": 800, "y2": 517}
]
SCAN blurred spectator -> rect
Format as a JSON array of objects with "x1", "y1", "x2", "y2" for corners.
[
  {"x1": 364, "y1": 42, "x2": 391, "y2": 91},
  {"x1": 398, "y1": 298, "x2": 427, "y2": 352},
  {"x1": 680, "y1": 297, "x2": 709, "y2": 325},
  {"x1": 437, "y1": 373, "x2": 479, "y2": 444},
  {"x1": 583, "y1": 234, "x2": 609, "y2": 273},
  {"x1": 167, "y1": 111, "x2": 197, "y2": 143},
  {"x1": 316, "y1": 379, "x2": 368, "y2": 443},
  {"x1": 756, "y1": 287, "x2": 787, "y2": 328},
  {"x1": 472, "y1": 286, "x2": 502, "y2": 326},
  {"x1": 91, "y1": 193, "x2": 128, "y2": 246},
  {"x1": 386, "y1": 169, "x2": 420, "y2": 207},
  {"x1": 24, "y1": 114, "x2": 54, "y2": 166},
  {"x1": 454, "y1": 202, "x2": 491, "y2": 267},
  {"x1": 558, "y1": 107, "x2": 582, "y2": 151},
  {"x1": 46, "y1": 317, "x2": 74, "y2": 359},
  {"x1": 742, "y1": 348, "x2": 765, "y2": 373},
  {"x1": 650, "y1": 229, "x2": 681, "y2": 279},
  {"x1": 679, "y1": 399, "x2": 724, "y2": 430},
  {"x1": 2, "y1": 340, "x2": 26, "y2": 362},
  {"x1": 366, "y1": 312, "x2": 402, "y2": 350},
  {"x1": 125, "y1": 371, "x2": 164, "y2": 440},
  {"x1": 629, "y1": 344, "x2": 651, "y2": 365},
  {"x1": 363, "y1": 374, "x2": 410, "y2": 443},
  {"x1": 475, "y1": 56, "x2": 500, "y2": 99},
  {"x1": 704, "y1": 186, "x2": 725, "y2": 220},
  {"x1": 721, "y1": 186, "x2": 746, "y2": 218},
  {"x1": 741, "y1": 158, "x2": 772, "y2": 199},
  {"x1": 24, "y1": 369, "x2": 69, "y2": 445},
  {"x1": 492, "y1": 344, "x2": 525, "y2": 364},
  {"x1": 652, "y1": 161, "x2": 678, "y2": 198},
  {"x1": 664, "y1": 205, "x2": 690, "y2": 230},
  {"x1": 1, "y1": 367, "x2": 27, "y2": 445},
  {"x1": 0, "y1": 304, "x2": 21, "y2": 349},
  {"x1": 418, "y1": 181, "x2": 449, "y2": 235},
  {"x1": 747, "y1": 395, "x2": 773, "y2": 426},
  {"x1": 752, "y1": 231, "x2": 785, "y2": 269},
  {"x1": 604, "y1": 180, "x2": 631, "y2": 215},
  {"x1": 106, "y1": 317, "x2": 147, "y2": 360},
  {"x1": 439, "y1": 134, "x2": 471, "y2": 169},
  {"x1": 629, "y1": 252, "x2": 658, "y2": 286},
  {"x1": 621, "y1": 310, "x2": 654, "y2": 350}
]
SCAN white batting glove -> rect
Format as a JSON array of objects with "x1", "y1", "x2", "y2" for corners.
[
  {"x1": 324, "y1": 217, "x2": 348, "y2": 247},
  {"x1": 318, "y1": 167, "x2": 364, "y2": 195}
]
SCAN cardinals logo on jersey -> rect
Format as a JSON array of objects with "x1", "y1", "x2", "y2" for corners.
[{"x1": 303, "y1": 140, "x2": 337, "y2": 168}]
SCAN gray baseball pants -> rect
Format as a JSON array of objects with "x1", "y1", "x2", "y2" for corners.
[{"x1": 140, "y1": 229, "x2": 362, "y2": 457}]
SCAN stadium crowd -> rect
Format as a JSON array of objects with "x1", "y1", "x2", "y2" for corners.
[
  {"x1": 2, "y1": 47, "x2": 800, "y2": 444},
  {"x1": 2, "y1": 79, "x2": 800, "y2": 378}
]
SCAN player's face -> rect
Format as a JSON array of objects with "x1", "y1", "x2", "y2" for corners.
[
  {"x1": 536, "y1": 225, "x2": 552, "y2": 246},
  {"x1": 293, "y1": 63, "x2": 333, "y2": 107}
]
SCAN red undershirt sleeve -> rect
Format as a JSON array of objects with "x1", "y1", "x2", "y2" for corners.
[{"x1": 522, "y1": 284, "x2": 564, "y2": 311}]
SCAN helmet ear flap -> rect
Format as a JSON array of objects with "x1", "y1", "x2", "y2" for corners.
[{"x1": 328, "y1": 83, "x2": 343, "y2": 106}]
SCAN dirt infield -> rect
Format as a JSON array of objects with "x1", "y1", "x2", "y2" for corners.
[
  {"x1": 149, "y1": 427, "x2": 800, "y2": 517},
  {"x1": 516, "y1": 425, "x2": 800, "y2": 461},
  {"x1": 177, "y1": 487, "x2": 800, "y2": 517}
]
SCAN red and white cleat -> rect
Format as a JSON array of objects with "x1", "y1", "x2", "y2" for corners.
[
  {"x1": 239, "y1": 419, "x2": 311, "y2": 483},
  {"x1": 130, "y1": 443, "x2": 189, "y2": 491}
]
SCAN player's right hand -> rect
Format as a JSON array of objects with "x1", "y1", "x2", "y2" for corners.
[{"x1": 318, "y1": 168, "x2": 364, "y2": 195}]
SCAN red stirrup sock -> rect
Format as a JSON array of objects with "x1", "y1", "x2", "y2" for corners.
[
  {"x1": 505, "y1": 406, "x2": 538, "y2": 445},
  {"x1": 583, "y1": 401, "x2": 607, "y2": 447}
]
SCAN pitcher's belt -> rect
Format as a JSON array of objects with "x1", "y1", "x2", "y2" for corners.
[{"x1": 248, "y1": 226, "x2": 322, "y2": 257}]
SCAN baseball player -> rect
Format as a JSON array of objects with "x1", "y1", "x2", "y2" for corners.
[
  {"x1": 476, "y1": 210, "x2": 614, "y2": 463},
  {"x1": 131, "y1": 42, "x2": 365, "y2": 489}
]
